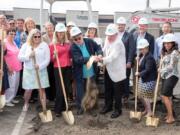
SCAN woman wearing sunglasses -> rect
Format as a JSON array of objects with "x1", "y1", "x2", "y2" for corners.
[
  {"x1": 49, "y1": 23, "x2": 72, "y2": 117},
  {"x1": 18, "y1": 29, "x2": 50, "y2": 111},
  {"x1": 4, "y1": 28, "x2": 22, "y2": 107},
  {"x1": 70, "y1": 26, "x2": 103, "y2": 115}
]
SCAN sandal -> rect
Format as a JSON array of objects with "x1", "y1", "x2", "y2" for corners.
[
  {"x1": 163, "y1": 116, "x2": 168, "y2": 121},
  {"x1": 142, "y1": 111, "x2": 147, "y2": 116},
  {"x1": 165, "y1": 119, "x2": 175, "y2": 124},
  {"x1": 22, "y1": 104, "x2": 29, "y2": 112}
]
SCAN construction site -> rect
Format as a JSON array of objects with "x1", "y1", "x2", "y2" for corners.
[{"x1": 0, "y1": 0, "x2": 180, "y2": 135}]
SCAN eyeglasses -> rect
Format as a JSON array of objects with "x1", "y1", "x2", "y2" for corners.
[
  {"x1": 33, "y1": 36, "x2": 41, "y2": 39},
  {"x1": 9, "y1": 23, "x2": 15, "y2": 25},
  {"x1": 73, "y1": 36, "x2": 82, "y2": 41}
]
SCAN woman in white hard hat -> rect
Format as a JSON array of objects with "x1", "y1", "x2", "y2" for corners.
[
  {"x1": 159, "y1": 33, "x2": 179, "y2": 124},
  {"x1": 85, "y1": 22, "x2": 103, "y2": 48},
  {"x1": 98, "y1": 24, "x2": 126, "y2": 118},
  {"x1": 70, "y1": 26, "x2": 102, "y2": 115},
  {"x1": 66, "y1": 21, "x2": 76, "y2": 41},
  {"x1": 135, "y1": 39, "x2": 157, "y2": 117},
  {"x1": 86, "y1": 22, "x2": 103, "y2": 83},
  {"x1": 49, "y1": 23, "x2": 72, "y2": 117}
]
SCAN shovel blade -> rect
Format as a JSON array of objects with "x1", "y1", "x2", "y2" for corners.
[
  {"x1": 146, "y1": 116, "x2": 159, "y2": 127},
  {"x1": 39, "y1": 110, "x2": 53, "y2": 123},
  {"x1": 0, "y1": 95, "x2": 6, "y2": 109},
  {"x1": 129, "y1": 111, "x2": 142, "y2": 122},
  {"x1": 62, "y1": 111, "x2": 75, "y2": 125}
]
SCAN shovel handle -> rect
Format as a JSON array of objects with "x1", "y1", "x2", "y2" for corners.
[
  {"x1": 53, "y1": 44, "x2": 69, "y2": 111},
  {"x1": 31, "y1": 47, "x2": 47, "y2": 112},
  {"x1": 152, "y1": 56, "x2": 163, "y2": 116},
  {"x1": 0, "y1": 30, "x2": 5, "y2": 94},
  {"x1": 135, "y1": 57, "x2": 139, "y2": 112}
]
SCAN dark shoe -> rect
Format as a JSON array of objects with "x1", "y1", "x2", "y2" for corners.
[
  {"x1": 111, "y1": 110, "x2": 122, "y2": 119},
  {"x1": 100, "y1": 107, "x2": 112, "y2": 114},
  {"x1": 29, "y1": 99, "x2": 37, "y2": 104},
  {"x1": 55, "y1": 113, "x2": 61, "y2": 117},
  {"x1": 123, "y1": 97, "x2": 128, "y2": 104},
  {"x1": 77, "y1": 108, "x2": 84, "y2": 115},
  {"x1": 88, "y1": 110, "x2": 97, "y2": 117}
]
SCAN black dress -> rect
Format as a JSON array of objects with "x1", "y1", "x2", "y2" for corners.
[{"x1": 1, "y1": 48, "x2": 9, "y2": 93}]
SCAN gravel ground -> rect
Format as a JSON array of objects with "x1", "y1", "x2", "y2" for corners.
[{"x1": 24, "y1": 98, "x2": 180, "y2": 135}]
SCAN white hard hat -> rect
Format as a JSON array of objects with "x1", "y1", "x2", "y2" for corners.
[
  {"x1": 116, "y1": 17, "x2": 126, "y2": 24},
  {"x1": 88, "y1": 22, "x2": 98, "y2": 29},
  {"x1": 105, "y1": 24, "x2": 118, "y2": 36},
  {"x1": 138, "y1": 17, "x2": 148, "y2": 25},
  {"x1": 70, "y1": 26, "x2": 82, "y2": 37},
  {"x1": 55, "y1": 23, "x2": 66, "y2": 32},
  {"x1": 67, "y1": 21, "x2": 76, "y2": 27},
  {"x1": 163, "y1": 33, "x2": 176, "y2": 43},
  {"x1": 137, "y1": 39, "x2": 149, "y2": 49}
]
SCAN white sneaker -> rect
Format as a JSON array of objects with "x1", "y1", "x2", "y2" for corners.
[
  {"x1": 12, "y1": 99, "x2": 20, "y2": 104},
  {"x1": 6, "y1": 102, "x2": 15, "y2": 107},
  {"x1": 22, "y1": 104, "x2": 29, "y2": 112}
]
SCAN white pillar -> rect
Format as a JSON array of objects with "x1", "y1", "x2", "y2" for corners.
[
  {"x1": 169, "y1": 0, "x2": 172, "y2": 7},
  {"x1": 40, "y1": 0, "x2": 44, "y2": 31},
  {"x1": 86, "y1": 0, "x2": 93, "y2": 23}
]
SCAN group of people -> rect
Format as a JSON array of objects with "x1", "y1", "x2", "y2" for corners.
[{"x1": 0, "y1": 14, "x2": 179, "y2": 124}]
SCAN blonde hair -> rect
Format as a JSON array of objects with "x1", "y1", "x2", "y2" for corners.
[
  {"x1": 85, "y1": 28, "x2": 99, "y2": 38},
  {"x1": 52, "y1": 31, "x2": 69, "y2": 44},
  {"x1": 24, "y1": 17, "x2": 36, "y2": 32},
  {"x1": 26, "y1": 28, "x2": 42, "y2": 46}
]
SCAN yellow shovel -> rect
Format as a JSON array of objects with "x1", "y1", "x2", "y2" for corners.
[
  {"x1": 32, "y1": 48, "x2": 53, "y2": 123},
  {"x1": 146, "y1": 57, "x2": 163, "y2": 127},
  {"x1": 130, "y1": 57, "x2": 142, "y2": 122},
  {"x1": 53, "y1": 44, "x2": 74, "y2": 125},
  {"x1": 0, "y1": 30, "x2": 6, "y2": 109}
]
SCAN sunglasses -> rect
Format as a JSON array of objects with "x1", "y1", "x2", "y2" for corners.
[
  {"x1": 73, "y1": 36, "x2": 82, "y2": 41},
  {"x1": 33, "y1": 36, "x2": 41, "y2": 39}
]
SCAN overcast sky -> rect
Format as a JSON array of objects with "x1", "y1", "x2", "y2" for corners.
[{"x1": 0, "y1": 0, "x2": 180, "y2": 14}]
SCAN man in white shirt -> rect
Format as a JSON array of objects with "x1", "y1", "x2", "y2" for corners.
[{"x1": 99, "y1": 24, "x2": 126, "y2": 118}]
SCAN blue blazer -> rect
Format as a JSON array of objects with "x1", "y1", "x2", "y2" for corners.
[
  {"x1": 71, "y1": 38, "x2": 103, "y2": 81},
  {"x1": 139, "y1": 52, "x2": 157, "y2": 83}
]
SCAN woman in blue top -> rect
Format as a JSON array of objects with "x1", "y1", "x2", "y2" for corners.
[{"x1": 70, "y1": 26, "x2": 102, "y2": 115}]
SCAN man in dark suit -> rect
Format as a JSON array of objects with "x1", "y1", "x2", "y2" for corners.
[
  {"x1": 116, "y1": 17, "x2": 135, "y2": 103},
  {"x1": 132, "y1": 17, "x2": 155, "y2": 57},
  {"x1": 131, "y1": 17, "x2": 155, "y2": 93}
]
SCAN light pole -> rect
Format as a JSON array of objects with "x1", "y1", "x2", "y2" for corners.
[
  {"x1": 169, "y1": 0, "x2": 172, "y2": 7},
  {"x1": 40, "y1": 0, "x2": 44, "y2": 31}
]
